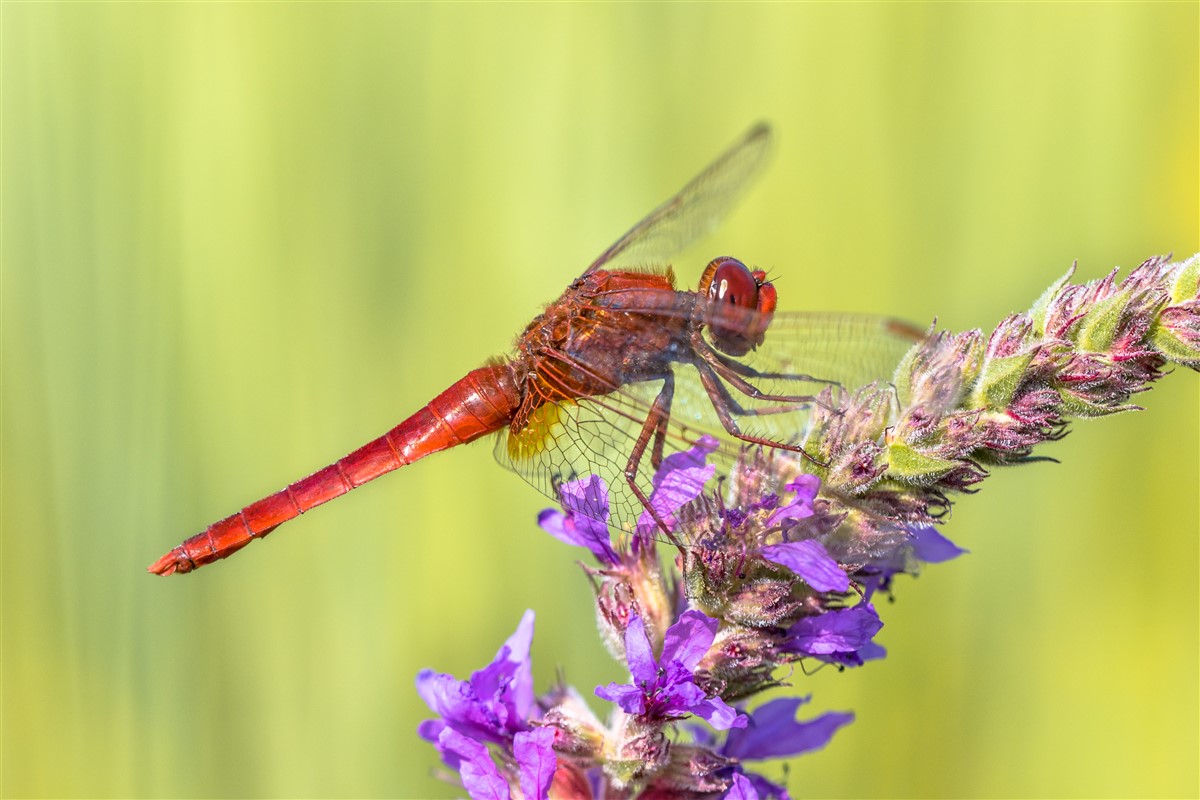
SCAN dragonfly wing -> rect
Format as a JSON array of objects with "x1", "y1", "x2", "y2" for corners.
[
  {"x1": 720, "y1": 311, "x2": 928, "y2": 397},
  {"x1": 585, "y1": 123, "x2": 773, "y2": 275},
  {"x1": 495, "y1": 376, "x2": 763, "y2": 538}
]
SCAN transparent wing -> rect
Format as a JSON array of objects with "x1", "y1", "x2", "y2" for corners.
[
  {"x1": 495, "y1": 383, "x2": 737, "y2": 536},
  {"x1": 715, "y1": 311, "x2": 927, "y2": 402},
  {"x1": 585, "y1": 123, "x2": 773, "y2": 275},
  {"x1": 495, "y1": 309, "x2": 926, "y2": 539}
]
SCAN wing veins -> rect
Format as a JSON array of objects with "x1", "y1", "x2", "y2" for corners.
[{"x1": 585, "y1": 123, "x2": 773, "y2": 275}]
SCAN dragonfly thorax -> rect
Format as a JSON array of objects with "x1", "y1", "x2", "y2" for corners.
[{"x1": 512, "y1": 269, "x2": 696, "y2": 406}]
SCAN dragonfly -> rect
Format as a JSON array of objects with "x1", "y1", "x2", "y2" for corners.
[{"x1": 149, "y1": 123, "x2": 922, "y2": 576}]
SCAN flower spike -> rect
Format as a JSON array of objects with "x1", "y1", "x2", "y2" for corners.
[{"x1": 420, "y1": 254, "x2": 1199, "y2": 799}]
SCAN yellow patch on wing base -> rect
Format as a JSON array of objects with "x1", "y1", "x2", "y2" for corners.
[{"x1": 507, "y1": 401, "x2": 569, "y2": 462}]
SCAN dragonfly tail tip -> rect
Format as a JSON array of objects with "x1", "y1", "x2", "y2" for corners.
[{"x1": 147, "y1": 549, "x2": 191, "y2": 576}]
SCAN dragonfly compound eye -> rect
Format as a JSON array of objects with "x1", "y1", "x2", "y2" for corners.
[{"x1": 700, "y1": 257, "x2": 777, "y2": 356}]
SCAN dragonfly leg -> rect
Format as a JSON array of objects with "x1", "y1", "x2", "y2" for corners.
[
  {"x1": 709, "y1": 348, "x2": 841, "y2": 386},
  {"x1": 699, "y1": 343, "x2": 841, "y2": 415},
  {"x1": 649, "y1": 372, "x2": 675, "y2": 471},
  {"x1": 624, "y1": 376, "x2": 683, "y2": 550},
  {"x1": 693, "y1": 360, "x2": 829, "y2": 468},
  {"x1": 700, "y1": 370, "x2": 810, "y2": 419}
]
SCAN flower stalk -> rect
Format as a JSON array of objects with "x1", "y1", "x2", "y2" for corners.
[{"x1": 417, "y1": 254, "x2": 1199, "y2": 800}]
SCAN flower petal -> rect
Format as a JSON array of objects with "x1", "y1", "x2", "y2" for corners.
[
  {"x1": 767, "y1": 474, "x2": 820, "y2": 525},
  {"x1": 559, "y1": 475, "x2": 610, "y2": 521},
  {"x1": 417, "y1": 612, "x2": 538, "y2": 743},
  {"x1": 908, "y1": 524, "x2": 968, "y2": 563},
  {"x1": 657, "y1": 667, "x2": 708, "y2": 713},
  {"x1": 724, "y1": 772, "x2": 759, "y2": 800},
  {"x1": 594, "y1": 681, "x2": 646, "y2": 715},
  {"x1": 818, "y1": 640, "x2": 888, "y2": 668},
  {"x1": 623, "y1": 615, "x2": 658, "y2": 685},
  {"x1": 540, "y1": 477, "x2": 619, "y2": 564},
  {"x1": 514, "y1": 727, "x2": 557, "y2": 800},
  {"x1": 498, "y1": 610, "x2": 535, "y2": 719},
  {"x1": 416, "y1": 718, "x2": 446, "y2": 744},
  {"x1": 690, "y1": 694, "x2": 748, "y2": 730},
  {"x1": 636, "y1": 436, "x2": 719, "y2": 533},
  {"x1": 437, "y1": 728, "x2": 510, "y2": 800},
  {"x1": 415, "y1": 669, "x2": 462, "y2": 720},
  {"x1": 786, "y1": 473, "x2": 821, "y2": 503},
  {"x1": 537, "y1": 509, "x2": 573, "y2": 543},
  {"x1": 653, "y1": 436, "x2": 720, "y2": 490},
  {"x1": 759, "y1": 540, "x2": 849, "y2": 593},
  {"x1": 468, "y1": 610, "x2": 535, "y2": 730},
  {"x1": 723, "y1": 696, "x2": 854, "y2": 760},
  {"x1": 785, "y1": 604, "x2": 883, "y2": 659},
  {"x1": 660, "y1": 609, "x2": 718, "y2": 671},
  {"x1": 741, "y1": 771, "x2": 792, "y2": 800},
  {"x1": 417, "y1": 670, "x2": 499, "y2": 742}
]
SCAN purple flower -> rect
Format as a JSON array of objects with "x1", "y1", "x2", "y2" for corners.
[
  {"x1": 417, "y1": 611, "x2": 558, "y2": 800},
  {"x1": 435, "y1": 726, "x2": 557, "y2": 800},
  {"x1": 766, "y1": 474, "x2": 820, "y2": 526},
  {"x1": 783, "y1": 603, "x2": 884, "y2": 666},
  {"x1": 635, "y1": 436, "x2": 720, "y2": 535},
  {"x1": 538, "y1": 475, "x2": 618, "y2": 564},
  {"x1": 723, "y1": 696, "x2": 854, "y2": 760},
  {"x1": 754, "y1": 476, "x2": 854, "y2": 594},
  {"x1": 713, "y1": 697, "x2": 853, "y2": 800},
  {"x1": 513, "y1": 727, "x2": 557, "y2": 800},
  {"x1": 596, "y1": 610, "x2": 747, "y2": 730},
  {"x1": 435, "y1": 728, "x2": 510, "y2": 800},
  {"x1": 758, "y1": 539, "x2": 850, "y2": 593},
  {"x1": 417, "y1": 610, "x2": 536, "y2": 745}
]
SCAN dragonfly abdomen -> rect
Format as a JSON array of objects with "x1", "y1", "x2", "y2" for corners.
[{"x1": 148, "y1": 363, "x2": 521, "y2": 575}]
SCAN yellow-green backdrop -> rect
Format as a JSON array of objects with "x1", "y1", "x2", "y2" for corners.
[{"x1": 4, "y1": 3, "x2": 1196, "y2": 798}]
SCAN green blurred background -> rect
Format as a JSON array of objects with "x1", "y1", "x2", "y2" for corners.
[{"x1": 3, "y1": 3, "x2": 1196, "y2": 798}]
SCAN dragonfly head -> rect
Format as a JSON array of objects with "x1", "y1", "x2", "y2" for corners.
[{"x1": 698, "y1": 256, "x2": 777, "y2": 356}]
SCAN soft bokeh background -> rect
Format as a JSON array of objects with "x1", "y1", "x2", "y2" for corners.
[{"x1": 4, "y1": 3, "x2": 1196, "y2": 798}]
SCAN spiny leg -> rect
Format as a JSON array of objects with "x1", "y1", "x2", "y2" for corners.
[
  {"x1": 649, "y1": 372, "x2": 675, "y2": 471},
  {"x1": 693, "y1": 360, "x2": 828, "y2": 468},
  {"x1": 624, "y1": 377, "x2": 683, "y2": 550},
  {"x1": 700, "y1": 364, "x2": 813, "y2": 421},
  {"x1": 709, "y1": 347, "x2": 841, "y2": 385},
  {"x1": 698, "y1": 341, "x2": 841, "y2": 415}
]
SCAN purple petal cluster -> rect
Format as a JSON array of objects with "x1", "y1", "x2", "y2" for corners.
[
  {"x1": 416, "y1": 611, "x2": 557, "y2": 800},
  {"x1": 766, "y1": 474, "x2": 819, "y2": 526},
  {"x1": 537, "y1": 475, "x2": 618, "y2": 564},
  {"x1": 417, "y1": 610, "x2": 536, "y2": 746},
  {"x1": 596, "y1": 611, "x2": 746, "y2": 730}
]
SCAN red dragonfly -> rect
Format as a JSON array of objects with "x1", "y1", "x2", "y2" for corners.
[{"x1": 149, "y1": 123, "x2": 921, "y2": 576}]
